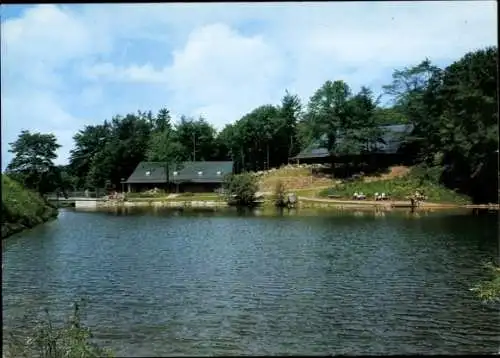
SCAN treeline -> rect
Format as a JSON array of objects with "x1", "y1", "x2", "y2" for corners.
[{"x1": 5, "y1": 47, "x2": 497, "y2": 203}]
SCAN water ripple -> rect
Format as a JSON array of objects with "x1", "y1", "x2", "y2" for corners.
[{"x1": 2, "y1": 209, "x2": 499, "y2": 356}]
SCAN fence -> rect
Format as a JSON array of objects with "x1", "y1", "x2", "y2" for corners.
[{"x1": 46, "y1": 189, "x2": 106, "y2": 199}]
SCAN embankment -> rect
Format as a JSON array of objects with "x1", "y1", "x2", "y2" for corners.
[{"x1": 1, "y1": 175, "x2": 58, "y2": 239}]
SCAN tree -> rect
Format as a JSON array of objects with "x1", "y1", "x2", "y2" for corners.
[
  {"x1": 6, "y1": 130, "x2": 61, "y2": 194},
  {"x1": 340, "y1": 86, "x2": 383, "y2": 155},
  {"x1": 373, "y1": 107, "x2": 409, "y2": 126},
  {"x1": 68, "y1": 123, "x2": 111, "y2": 188},
  {"x1": 382, "y1": 58, "x2": 442, "y2": 163},
  {"x1": 436, "y1": 47, "x2": 498, "y2": 203},
  {"x1": 278, "y1": 91, "x2": 302, "y2": 158},
  {"x1": 174, "y1": 116, "x2": 218, "y2": 161},
  {"x1": 306, "y1": 80, "x2": 352, "y2": 155},
  {"x1": 223, "y1": 173, "x2": 259, "y2": 206}
]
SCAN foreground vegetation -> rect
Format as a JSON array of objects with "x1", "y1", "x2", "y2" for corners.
[
  {"x1": 4, "y1": 301, "x2": 114, "y2": 358},
  {"x1": 1, "y1": 175, "x2": 58, "y2": 239},
  {"x1": 471, "y1": 262, "x2": 500, "y2": 303}
]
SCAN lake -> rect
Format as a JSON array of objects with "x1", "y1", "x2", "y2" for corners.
[{"x1": 2, "y1": 207, "x2": 499, "y2": 356}]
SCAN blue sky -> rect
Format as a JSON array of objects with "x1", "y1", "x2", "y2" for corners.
[{"x1": 1, "y1": 2, "x2": 497, "y2": 169}]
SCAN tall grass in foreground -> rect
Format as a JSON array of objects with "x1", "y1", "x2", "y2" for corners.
[
  {"x1": 471, "y1": 262, "x2": 500, "y2": 303},
  {"x1": 4, "y1": 300, "x2": 114, "y2": 358}
]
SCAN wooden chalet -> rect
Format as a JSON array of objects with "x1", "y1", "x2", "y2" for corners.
[
  {"x1": 124, "y1": 161, "x2": 234, "y2": 193},
  {"x1": 289, "y1": 124, "x2": 415, "y2": 167}
]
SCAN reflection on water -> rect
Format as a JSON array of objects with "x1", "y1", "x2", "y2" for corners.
[{"x1": 2, "y1": 208, "x2": 499, "y2": 356}]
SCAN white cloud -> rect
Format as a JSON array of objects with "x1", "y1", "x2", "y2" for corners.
[{"x1": 1, "y1": 2, "x2": 497, "y2": 168}]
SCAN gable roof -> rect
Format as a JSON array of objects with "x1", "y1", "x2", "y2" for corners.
[
  {"x1": 170, "y1": 161, "x2": 233, "y2": 183},
  {"x1": 291, "y1": 124, "x2": 414, "y2": 160},
  {"x1": 125, "y1": 162, "x2": 168, "y2": 183},
  {"x1": 125, "y1": 161, "x2": 233, "y2": 184}
]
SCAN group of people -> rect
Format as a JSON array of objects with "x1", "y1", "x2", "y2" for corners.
[{"x1": 352, "y1": 192, "x2": 389, "y2": 201}]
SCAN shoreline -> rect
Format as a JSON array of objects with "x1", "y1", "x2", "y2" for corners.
[
  {"x1": 87, "y1": 197, "x2": 499, "y2": 212},
  {"x1": 1, "y1": 211, "x2": 58, "y2": 240}
]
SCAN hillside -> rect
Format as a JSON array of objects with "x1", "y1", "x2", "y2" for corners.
[
  {"x1": 257, "y1": 164, "x2": 471, "y2": 204},
  {"x1": 1, "y1": 175, "x2": 58, "y2": 239},
  {"x1": 257, "y1": 164, "x2": 335, "y2": 193}
]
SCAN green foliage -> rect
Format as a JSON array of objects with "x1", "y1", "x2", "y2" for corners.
[
  {"x1": 382, "y1": 48, "x2": 498, "y2": 203},
  {"x1": 145, "y1": 128, "x2": 183, "y2": 164},
  {"x1": 2, "y1": 175, "x2": 58, "y2": 238},
  {"x1": 6, "y1": 130, "x2": 62, "y2": 195},
  {"x1": 4, "y1": 300, "x2": 114, "y2": 358},
  {"x1": 409, "y1": 164, "x2": 443, "y2": 185},
  {"x1": 373, "y1": 107, "x2": 409, "y2": 126},
  {"x1": 306, "y1": 80, "x2": 352, "y2": 154},
  {"x1": 69, "y1": 123, "x2": 111, "y2": 188},
  {"x1": 223, "y1": 173, "x2": 259, "y2": 206},
  {"x1": 471, "y1": 262, "x2": 500, "y2": 303},
  {"x1": 174, "y1": 116, "x2": 218, "y2": 161},
  {"x1": 319, "y1": 175, "x2": 470, "y2": 204}
]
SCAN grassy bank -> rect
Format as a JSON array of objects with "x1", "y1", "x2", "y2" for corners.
[
  {"x1": 1, "y1": 175, "x2": 58, "y2": 239},
  {"x1": 318, "y1": 176, "x2": 470, "y2": 204}
]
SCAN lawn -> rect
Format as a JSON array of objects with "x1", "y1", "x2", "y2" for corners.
[{"x1": 318, "y1": 176, "x2": 470, "y2": 204}]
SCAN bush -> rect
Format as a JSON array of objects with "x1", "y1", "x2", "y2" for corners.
[
  {"x1": 2, "y1": 175, "x2": 58, "y2": 238},
  {"x1": 471, "y1": 262, "x2": 500, "y2": 303},
  {"x1": 273, "y1": 180, "x2": 287, "y2": 207},
  {"x1": 409, "y1": 164, "x2": 443, "y2": 185},
  {"x1": 223, "y1": 173, "x2": 259, "y2": 206},
  {"x1": 4, "y1": 300, "x2": 114, "y2": 358}
]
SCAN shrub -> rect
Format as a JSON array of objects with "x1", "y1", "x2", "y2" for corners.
[
  {"x1": 409, "y1": 164, "x2": 443, "y2": 185},
  {"x1": 223, "y1": 173, "x2": 259, "y2": 206},
  {"x1": 273, "y1": 180, "x2": 287, "y2": 207},
  {"x1": 470, "y1": 262, "x2": 500, "y2": 303},
  {"x1": 2, "y1": 175, "x2": 58, "y2": 238},
  {"x1": 4, "y1": 300, "x2": 114, "y2": 358}
]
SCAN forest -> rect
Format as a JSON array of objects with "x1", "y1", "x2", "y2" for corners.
[{"x1": 4, "y1": 46, "x2": 498, "y2": 204}]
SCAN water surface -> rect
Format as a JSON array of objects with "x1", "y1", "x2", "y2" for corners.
[{"x1": 2, "y1": 208, "x2": 499, "y2": 355}]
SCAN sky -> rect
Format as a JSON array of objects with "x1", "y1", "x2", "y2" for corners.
[{"x1": 1, "y1": 2, "x2": 497, "y2": 169}]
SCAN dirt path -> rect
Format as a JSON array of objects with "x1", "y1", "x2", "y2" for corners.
[{"x1": 297, "y1": 196, "x2": 462, "y2": 209}]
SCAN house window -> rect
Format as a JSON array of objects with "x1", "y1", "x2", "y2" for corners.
[
  {"x1": 198, "y1": 171, "x2": 203, "y2": 176},
  {"x1": 145, "y1": 171, "x2": 151, "y2": 176},
  {"x1": 173, "y1": 171, "x2": 178, "y2": 176}
]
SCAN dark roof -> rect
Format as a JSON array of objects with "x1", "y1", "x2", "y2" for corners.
[
  {"x1": 291, "y1": 124, "x2": 414, "y2": 160},
  {"x1": 170, "y1": 161, "x2": 233, "y2": 183},
  {"x1": 125, "y1": 161, "x2": 233, "y2": 184},
  {"x1": 125, "y1": 162, "x2": 168, "y2": 183}
]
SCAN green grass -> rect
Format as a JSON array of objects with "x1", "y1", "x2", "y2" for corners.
[
  {"x1": 125, "y1": 192, "x2": 221, "y2": 202},
  {"x1": 2, "y1": 175, "x2": 58, "y2": 238},
  {"x1": 169, "y1": 194, "x2": 220, "y2": 201},
  {"x1": 4, "y1": 300, "x2": 114, "y2": 358},
  {"x1": 318, "y1": 176, "x2": 471, "y2": 204},
  {"x1": 125, "y1": 191, "x2": 167, "y2": 199}
]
